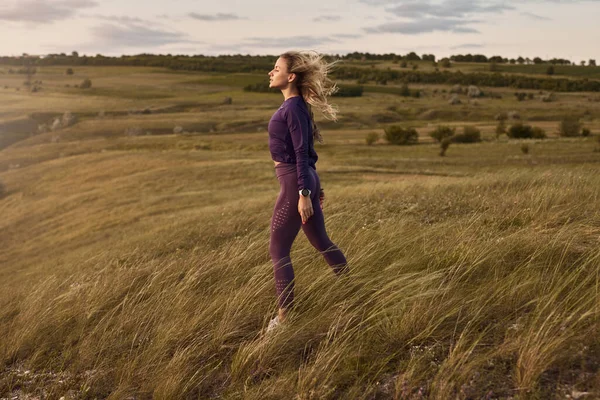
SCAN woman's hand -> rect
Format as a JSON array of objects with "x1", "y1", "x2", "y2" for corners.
[{"x1": 298, "y1": 196, "x2": 313, "y2": 224}]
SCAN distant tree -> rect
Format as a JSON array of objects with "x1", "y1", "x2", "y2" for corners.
[
  {"x1": 440, "y1": 137, "x2": 451, "y2": 156},
  {"x1": 581, "y1": 127, "x2": 591, "y2": 137},
  {"x1": 452, "y1": 126, "x2": 481, "y2": 143},
  {"x1": 509, "y1": 59, "x2": 516, "y2": 64},
  {"x1": 72, "y1": 51, "x2": 79, "y2": 57},
  {"x1": 580, "y1": 60, "x2": 586, "y2": 66},
  {"x1": 429, "y1": 125, "x2": 455, "y2": 142},
  {"x1": 405, "y1": 52, "x2": 421, "y2": 61},
  {"x1": 533, "y1": 57, "x2": 543, "y2": 64},
  {"x1": 559, "y1": 117, "x2": 582, "y2": 137},
  {"x1": 496, "y1": 119, "x2": 506, "y2": 138},
  {"x1": 365, "y1": 131, "x2": 379, "y2": 145},
  {"x1": 440, "y1": 58, "x2": 451, "y2": 68},
  {"x1": 384, "y1": 126, "x2": 418, "y2": 145},
  {"x1": 79, "y1": 78, "x2": 92, "y2": 89},
  {"x1": 589, "y1": 59, "x2": 597, "y2": 67},
  {"x1": 517, "y1": 56, "x2": 525, "y2": 64},
  {"x1": 546, "y1": 65, "x2": 555, "y2": 75},
  {"x1": 508, "y1": 123, "x2": 535, "y2": 138}
]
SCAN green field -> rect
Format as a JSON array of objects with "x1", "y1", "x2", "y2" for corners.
[{"x1": 1, "y1": 63, "x2": 600, "y2": 399}]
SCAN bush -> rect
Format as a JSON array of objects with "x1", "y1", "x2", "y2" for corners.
[
  {"x1": 531, "y1": 126, "x2": 547, "y2": 139},
  {"x1": 365, "y1": 132, "x2": 379, "y2": 145},
  {"x1": 546, "y1": 65, "x2": 555, "y2": 75},
  {"x1": 581, "y1": 127, "x2": 591, "y2": 137},
  {"x1": 65, "y1": 68, "x2": 74, "y2": 75},
  {"x1": 429, "y1": 125, "x2": 455, "y2": 142},
  {"x1": 508, "y1": 123, "x2": 534, "y2": 139},
  {"x1": 80, "y1": 78, "x2": 92, "y2": 89},
  {"x1": 521, "y1": 144, "x2": 529, "y2": 154},
  {"x1": 559, "y1": 117, "x2": 582, "y2": 137},
  {"x1": 452, "y1": 126, "x2": 481, "y2": 143},
  {"x1": 384, "y1": 126, "x2": 418, "y2": 145},
  {"x1": 514, "y1": 92, "x2": 527, "y2": 101},
  {"x1": 440, "y1": 137, "x2": 451, "y2": 156},
  {"x1": 496, "y1": 119, "x2": 506, "y2": 138},
  {"x1": 333, "y1": 85, "x2": 364, "y2": 97},
  {"x1": 243, "y1": 82, "x2": 278, "y2": 93}
]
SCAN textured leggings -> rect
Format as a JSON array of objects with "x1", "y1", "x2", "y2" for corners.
[{"x1": 270, "y1": 163, "x2": 348, "y2": 309}]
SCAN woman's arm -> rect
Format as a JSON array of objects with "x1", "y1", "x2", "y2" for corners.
[
  {"x1": 285, "y1": 105, "x2": 311, "y2": 192},
  {"x1": 285, "y1": 105, "x2": 314, "y2": 223}
]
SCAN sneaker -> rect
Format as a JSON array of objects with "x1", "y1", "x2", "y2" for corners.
[{"x1": 266, "y1": 315, "x2": 282, "y2": 334}]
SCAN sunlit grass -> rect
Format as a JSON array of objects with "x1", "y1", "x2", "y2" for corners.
[{"x1": 1, "y1": 63, "x2": 600, "y2": 398}]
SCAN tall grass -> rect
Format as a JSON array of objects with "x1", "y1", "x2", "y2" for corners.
[{"x1": 2, "y1": 160, "x2": 599, "y2": 398}]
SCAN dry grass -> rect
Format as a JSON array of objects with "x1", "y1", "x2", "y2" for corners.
[{"x1": 1, "y1": 64, "x2": 600, "y2": 399}]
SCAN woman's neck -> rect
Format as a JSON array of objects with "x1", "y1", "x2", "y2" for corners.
[{"x1": 281, "y1": 87, "x2": 300, "y2": 101}]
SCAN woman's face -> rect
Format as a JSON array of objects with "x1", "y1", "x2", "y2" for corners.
[{"x1": 268, "y1": 57, "x2": 294, "y2": 89}]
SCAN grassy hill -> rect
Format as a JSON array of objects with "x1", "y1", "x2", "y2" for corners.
[{"x1": 1, "y1": 62, "x2": 600, "y2": 399}]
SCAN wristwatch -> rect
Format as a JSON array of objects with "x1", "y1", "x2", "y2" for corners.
[{"x1": 299, "y1": 188, "x2": 311, "y2": 197}]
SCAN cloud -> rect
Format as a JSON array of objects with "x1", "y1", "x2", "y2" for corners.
[
  {"x1": 313, "y1": 15, "x2": 342, "y2": 22},
  {"x1": 384, "y1": 1, "x2": 514, "y2": 19},
  {"x1": 0, "y1": 0, "x2": 97, "y2": 23},
  {"x1": 450, "y1": 43, "x2": 486, "y2": 49},
  {"x1": 89, "y1": 23, "x2": 202, "y2": 49},
  {"x1": 521, "y1": 11, "x2": 551, "y2": 20},
  {"x1": 243, "y1": 35, "x2": 338, "y2": 49},
  {"x1": 332, "y1": 33, "x2": 363, "y2": 39},
  {"x1": 188, "y1": 12, "x2": 242, "y2": 21},
  {"x1": 365, "y1": 17, "x2": 480, "y2": 34},
  {"x1": 86, "y1": 14, "x2": 146, "y2": 24}
]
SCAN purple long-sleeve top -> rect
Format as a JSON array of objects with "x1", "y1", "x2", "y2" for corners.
[{"x1": 268, "y1": 96, "x2": 318, "y2": 191}]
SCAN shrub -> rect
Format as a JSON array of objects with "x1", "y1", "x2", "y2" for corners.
[
  {"x1": 365, "y1": 131, "x2": 379, "y2": 145},
  {"x1": 332, "y1": 85, "x2": 363, "y2": 97},
  {"x1": 496, "y1": 119, "x2": 506, "y2": 138},
  {"x1": 581, "y1": 127, "x2": 591, "y2": 137},
  {"x1": 546, "y1": 65, "x2": 555, "y2": 75},
  {"x1": 515, "y1": 92, "x2": 527, "y2": 101},
  {"x1": 429, "y1": 125, "x2": 455, "y2": 142},
  {"x1": 452, "y1": 126, "x2": 481, "y2": 143},
  {"x1": 440, "y1": 137, "x2": 451, "y2": 156},
  {"x1": 531, "y1": 126, "x2": 547, "y2": 139},
  {"x1": 384, "y1": 126, "x2": 418, "y2": 145},
  {"x1": 243, "y1": 82, "x2": 278, "y2": 93},
  {"x1": 559, "y1": 117, "x2": 582, "y2": 137},
  {"x1": 508, "y1": 123, "x2": 534, "y2": 139},
  {"x1": 80, "y1": 78, "x2": 92, "y2": 89},
  {"x1": 521, "y1": 144, "x2": 529, "y2": 154},
  {"x1": 65, "y1": 68, "x2": 74, "y2": 75}
]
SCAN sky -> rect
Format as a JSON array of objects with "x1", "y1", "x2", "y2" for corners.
[{"x1": 0, "y1": 0, "x2": 598, "y2": 62}]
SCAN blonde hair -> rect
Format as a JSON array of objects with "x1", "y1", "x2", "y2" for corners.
[{"x1": 280, "y1": 50, "x2": 340, "y2": 143}]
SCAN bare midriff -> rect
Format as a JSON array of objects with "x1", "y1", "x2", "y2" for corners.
[{"x1": 274, "y1": 161, "x2": 282, "y2": 166}]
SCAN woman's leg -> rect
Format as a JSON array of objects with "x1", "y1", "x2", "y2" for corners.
[
  {"x1": 269, "y1": 169, "x2": 302, "y2": 313},
  {"x1": 302, "y1": 168, "x2": 348, "y2": 275}
]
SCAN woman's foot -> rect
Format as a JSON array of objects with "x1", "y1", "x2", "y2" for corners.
[{"x1": 266, "y1": 315, "x2": 281, "y2": 333}]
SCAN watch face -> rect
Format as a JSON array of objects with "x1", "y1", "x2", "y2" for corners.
[{"x1": 301, "y1": 189, "x2": 309, "y2": 196}]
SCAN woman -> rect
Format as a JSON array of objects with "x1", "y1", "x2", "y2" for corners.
[{"x1": 266, "y1": 50, "x2": 349, "y2": 333}]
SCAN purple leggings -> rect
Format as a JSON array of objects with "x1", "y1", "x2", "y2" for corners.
[{"x1": 270, "y1": 163, "x2": 348, "y2": 309}]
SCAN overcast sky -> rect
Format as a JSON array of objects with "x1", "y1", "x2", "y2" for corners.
[{"x1": 0, "y1": 0, "x2": 597, "y2": 62}]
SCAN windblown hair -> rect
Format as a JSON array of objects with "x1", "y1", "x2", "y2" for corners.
[{"x1": 280, "y1": 50, "x2": 340, "y2": 143}]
